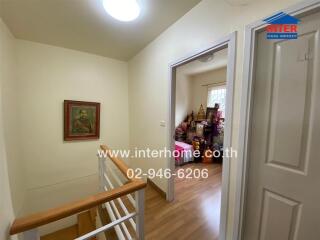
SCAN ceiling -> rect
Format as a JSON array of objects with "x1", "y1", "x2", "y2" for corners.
[
  {"x1": 0, "y1": 0, "x2": 202, "y2": 61},
  {"x1": 177, "y1": 48, "x2": 228, "y2": 76}
]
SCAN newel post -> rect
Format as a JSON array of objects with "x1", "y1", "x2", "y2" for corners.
[
  {"x1": 97, "y1": 153, "x2": 106, "y2": 192},
  {"x1": 23, "y1": 229, "x2": 40, "y2": 240},
  {"x1": 135, "y1": 189, "x2": 145, "y2": 240}
]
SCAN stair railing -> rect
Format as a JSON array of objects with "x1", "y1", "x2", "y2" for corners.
[
  {"x1": 95, "y1": 145, "x2": 145, "y2": 240},
  {"x1": 9, "y1": 145, "x2": 146, "y2": 240}
]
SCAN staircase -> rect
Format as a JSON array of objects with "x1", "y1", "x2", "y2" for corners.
[
  {"x1": 9, "y1": 145, "x2": 146, "y2": 240},
  {"x1": 77, "y1": 210, "x2": 97, "y2": 240},
  {"x1": 41, "y1": 209, "x2": 97, "y2": 240},
  {"x1": 97, "y1": 195, "x2": 137, "y2": 240}
]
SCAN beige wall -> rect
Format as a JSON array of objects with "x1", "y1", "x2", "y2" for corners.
[
  {"x1": 175, "y1": 70, "x2": 192, "y2": 127},
  {"x1": 175, "y1": 67, "x2": 227, "y2": 127},
  {"x1": 0, "y1": 19, "x2": 19, "y2": 240},
  {"x1": 13, "y1": 40, "x2": 130, "y2": 233},
  {"x1": 190, "y1": 67, "x2": 227, "y2": 114},
  {"x1": 0, "y1": 18, "x2": 131, "y2": 236},
  {"x1": 128, "y1": 0, "x2": 301, "y2": 238},
  {"x1": 1, "y1": 19, "x2": 26, "y2": 216},
  {"x1": 0, "y1": 33, "x2": 130, "y2": 235},
  {"x1": 0, "y1": 0, "x2": 305, "y2": 238}
]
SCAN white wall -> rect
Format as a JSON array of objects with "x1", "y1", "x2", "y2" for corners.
[
  {"x1": 128, "y1": 0, "x2": 301, "y2": 238},
  {"x1": 175, "y1": 69, "x2": 192, "y2": 127},
  {"x1": 0, "y1": 19, "x2": 19, "y2": 240},
  {"x1": 190, "y1": 67, "x2": 227, "y2": 114},
  {"x1": 14, "y1": 40, "x2": 130, "y2": 233}
]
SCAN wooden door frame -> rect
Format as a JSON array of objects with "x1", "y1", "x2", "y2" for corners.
[
  {"x1": 168, "y1": 32, "x2": 236, "y2": 240},
  {"x1": 233, "y1": 1, "x2": 320, "y2": 240}
]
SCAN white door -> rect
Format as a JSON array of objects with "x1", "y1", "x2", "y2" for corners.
[{"x1": 243, "y1": 11, "x2": 320, "y2": 240}]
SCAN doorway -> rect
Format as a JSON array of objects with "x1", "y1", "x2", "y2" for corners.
[
  {"x1": 168, "y1": 32, "x2": 236, "y2": 240},
  {"x1": 236, "y1": 2, "x2": 320, "y2": 240}
]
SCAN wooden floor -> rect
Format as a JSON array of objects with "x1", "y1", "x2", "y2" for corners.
[
  {"x1": 41, "y1": 209, "x2": 96, "y2": 240},
  {"x1": 41, "y1": 163, "x2": 221, "y2": 240},
  {"x1": 145, "y1": 163, "x2": 222, "y2": 240}
]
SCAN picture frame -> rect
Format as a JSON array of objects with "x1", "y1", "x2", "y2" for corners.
[
  {"x1": 196, "y1": 123, "x2": 204, "y2": 137},
  {"x1": 64, "y1": 100, "x2": 100, "y2": 141},
  {"x1": 206, "y1": 107, "x2": 215, "y2": 124}
]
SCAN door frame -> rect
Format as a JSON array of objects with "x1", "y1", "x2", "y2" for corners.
[
  {"x1": 233, "y1": 1, "x2": 320, "y2": 240},
  {"x1": 167, "y1": 32, "x2": 236, "y2": 240}
]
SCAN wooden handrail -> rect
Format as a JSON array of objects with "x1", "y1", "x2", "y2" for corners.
[
  {"x1": 10, "y1": 146, "x2": 146, "y2": 235},
  {"x1": 100, "y1": 145, "x2": 131, "y2": 180}
]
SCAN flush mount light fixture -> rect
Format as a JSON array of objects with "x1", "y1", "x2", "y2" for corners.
[
  {"x1": 102, "y1": 0, "x2": 141, "y2": 22},
  {"x1": 198, "y1": 53, "x2": 215, "y2": 63},
  {"x1": 225, "y1": 0, "x2": 252, "y2": 6}
]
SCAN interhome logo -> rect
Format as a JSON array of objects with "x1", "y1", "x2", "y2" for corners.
[{"x1": 264, "y1": 12, "x2": 300, "y2": 40}]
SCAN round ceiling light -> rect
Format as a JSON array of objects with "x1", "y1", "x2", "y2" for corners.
[
  {"x1": 102, "y1": 0, "x2": 141, "y2": 22},
  {"x1": 198, "y1": 53, "x2": 215, "y2": 63}
]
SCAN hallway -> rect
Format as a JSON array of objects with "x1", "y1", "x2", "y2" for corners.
[{"x1": 145, "y1": 163, "x2": 222, "y2": 240}]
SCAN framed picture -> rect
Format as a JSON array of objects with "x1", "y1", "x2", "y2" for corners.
[
  {"x1": 206, "y1": 107, "x2": 215, "y2": 124},
  {"x1": 196, "y1": 123, "x2": 204, "y2": 137},
  {"x1": 64, "y1": 100, "x2": 100, "y2": 141}
]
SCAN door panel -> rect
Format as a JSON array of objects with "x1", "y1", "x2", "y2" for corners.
[
  {"x1": 243, "y1": 11, "x2": 320, "y2": 240},
  {"x1": 259, "y1": 190, "x2": 301, "y2": 240},
  {"x1": 267, "y1": 33, "x2": 312, "y2": 172}
]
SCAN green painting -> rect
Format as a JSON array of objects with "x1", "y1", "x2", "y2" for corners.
[
  {"x1": 70, "y1": 106, "x2": 96, "y2": 135},
  {"x1": 64, "y1": 100, "x2": 100, "y2": 141}
]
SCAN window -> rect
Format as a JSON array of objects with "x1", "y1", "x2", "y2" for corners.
[{"x1": 207, "y1": 85, "x2": 226, "y2": 117}]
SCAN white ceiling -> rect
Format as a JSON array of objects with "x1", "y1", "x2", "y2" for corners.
[
  {"x1": 0, "y1": 0, "x2": 202, "y2": 60},
  {"x1": 177, "y1": 48, "x2": 228, "y2": 76}
]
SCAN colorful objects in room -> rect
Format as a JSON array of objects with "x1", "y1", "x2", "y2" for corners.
[{"x1": 202, "y1": 147, "x2": 213, "y2": 163}]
